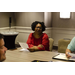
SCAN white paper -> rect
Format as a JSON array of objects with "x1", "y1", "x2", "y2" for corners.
[
  {"x1": 54, "y1": 53, "x2": 68, "y2": 60},
  {"x1": 19, "y1": 48, "x2": 29, "y2": 52},
  {"x1": 68, "y1": 53, "x2": 75, "y2": 57},
  {"x1": 67, "y1": 53, "x2": 75, "y2": 61},
  {"x1": 19, "y1": 42, "x2": 29, "y2": 52},
  {"x1": 54, "y1": 53, "x2": 75, "y2": 61}
]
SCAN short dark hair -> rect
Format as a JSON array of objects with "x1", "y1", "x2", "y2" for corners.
[
  {"x1": 31, "y1": 21, "x2": 46, "y2": 32},
  {"x1": 0, "y1": 34, "x2": 4, "y2": 40}
]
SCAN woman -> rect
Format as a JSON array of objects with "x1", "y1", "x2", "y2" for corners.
[{"x1": 27, "y1": 21, "x2": 50, "y2": 52}]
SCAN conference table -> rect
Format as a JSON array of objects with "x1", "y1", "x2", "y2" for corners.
[{"x1": 4, "y1": 47, "x2": 67, "y2": 62}]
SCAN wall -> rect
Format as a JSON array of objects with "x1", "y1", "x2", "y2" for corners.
[
  {"x1": 0, "y1": 12, "x2": 15, "y2": 27},
  {"x1": 44, "y1": 12, "x2": 52, "y2": 27},
  {"x1": 14, "y1": 12, "x2": 44, "y2": 27},
  {"x1": 52, "y1": 12, "x2": 75, "y2": 28},
  {"x1": 51, "y1": 12, "x2": 75, "y2": 46},
  {"x1": 0, "y1": 12, "x2": 52, "y2": 44}
]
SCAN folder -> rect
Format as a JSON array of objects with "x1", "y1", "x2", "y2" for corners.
[{"x1": 52, "y1": 53, "x2": 75, "y2": 62}]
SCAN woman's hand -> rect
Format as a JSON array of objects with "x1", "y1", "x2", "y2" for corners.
[
  {"x1": 27, "y1": 46, "x2": 38, "y2": 52},
  {"x1": 28, "y1": 44, "x2": 44, "y2": 52},
  {"x1": 27, "y1": 48, "x2": 34, "y2": 52},
  {"x1": 38, "y1": 44, "x2": 43, "y2": 48},
  {"x1": 27, "y1": 47, "x2": 35, "y2": 52},
  {"x1": 65, "y1": 49, "x2": 71, "y2": 58}
]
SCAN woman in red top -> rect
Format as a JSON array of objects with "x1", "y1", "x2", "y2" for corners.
[{"x1": 27, "y1": 21, "x2": 50, "y2": 52}]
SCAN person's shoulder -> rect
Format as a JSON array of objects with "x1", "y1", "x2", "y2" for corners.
[
  {"x1": 29, "y1": 33, "x2": 33, "y2": 35},
  {"x1": 43, "y1": 33, "x2": 48, "y2": 36},
  {"x1": 29, "y1": 33, "x2": 33, "y2": 37},
  {"x1": 72, "y1": 37, "x2": 75, "y2": 40},
  {"x1": 73, "y1": 37, "x2": 75, "y2": 39},
  {"x1": 42, "y1": 33, "x2": 48, "y2": 38}
]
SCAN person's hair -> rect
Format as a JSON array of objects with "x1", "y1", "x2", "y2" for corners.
[
  {"x1": 0, "y1": 34, "x2": 4, "y2": 40},
  {"x1": 31, "y1": 21, "x2": 46, "y2": 32}
]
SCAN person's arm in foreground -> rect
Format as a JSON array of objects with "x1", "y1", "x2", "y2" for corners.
[
  {"x1": 65, "y1": 49, "x2": 71, "y2": 58},
  {"x1": 65, "y1": 37, "x2": 75, "y2": 58}
]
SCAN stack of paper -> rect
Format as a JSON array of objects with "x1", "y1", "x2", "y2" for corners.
[{"x1": 19, "y1": 42, "x2": 29, "y2": 52}]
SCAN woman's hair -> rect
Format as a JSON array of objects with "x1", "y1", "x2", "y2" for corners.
[{"x1": 31, "y1": 21, "x2": 46, "y2": 32}]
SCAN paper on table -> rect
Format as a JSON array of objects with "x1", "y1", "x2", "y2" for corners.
[
  {"x1": 19, "y1": 42, "x2": 29, "y2": 52},
  {"x1": 19, "y1": 48, "x2": 29, "y2": 52},
  {"x1": 54, "y1": 53, "x2": 68, "y2": 60},
  {"x1": 53, "y1": 53, "x2": 75, "y2": 61},
  {"x1": 68, "y1": 53, "x2": 75, "y2": 60},
  {"x1": 68, "y1": 53, "x2": 75, "y2": 57}
]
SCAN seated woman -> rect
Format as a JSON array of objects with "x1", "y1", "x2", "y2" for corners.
[{"x1": 27, "y1": 21, "x2": 50, "y2": 52}]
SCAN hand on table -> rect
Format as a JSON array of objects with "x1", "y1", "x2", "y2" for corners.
[
  {"x1": 27, "y1": 46, "x2": 38, "y2": 52},
  {"x1": 38, "y1": 44, "x2": 43, "y2": 48},
  {"x1": 27, "y1": 44, "x2": 44, "y2": 52},
  {"x1": 65, "y1": 49, "x2": 71, "y2": 58}
]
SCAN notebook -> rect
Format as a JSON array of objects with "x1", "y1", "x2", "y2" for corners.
[{"x1": 52, "y1": 53, "x2": 75, "y2": 62}]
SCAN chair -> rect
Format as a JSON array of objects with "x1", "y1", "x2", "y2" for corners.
[
  {"x1": 49, "y1": 38, "x2": 54, "y2": 51},
  {"x1": 58, "y1": 39, "x2": 71, "y2": 53}
]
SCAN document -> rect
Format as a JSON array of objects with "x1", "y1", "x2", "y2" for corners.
[
  {"x1": 68, "y1": 52, "x2": 75, "y2": 58},
  {"x1": 19, "y1": 42, "x2": 29, "y2": 52},
  {"x1": 52, "y1": 53, "x2": 75, "y2": 62},
  {"x1": 68, "y1": 53, "x2": 75, "y2": 60},
  {"x1": 53, "y1": 53, "x2": 68, "y2": 60}
]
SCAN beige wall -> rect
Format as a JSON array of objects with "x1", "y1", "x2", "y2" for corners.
[
  {"x1": 44, "y1": 12, "x2": 52, "y2": 27},
  {"x1": 52, "y1": 12, "x2": 75, "y2": 28},
  {"x1": 14, "y1": 12, "x2": 44, "y2": 27},
  {"x1": 0, "y1": 12, "x2": 52, "y2": 27},
  {"x1": 0, "y1": 12, "x2": 15, "y2": 27},
  {"x1": 1, "y1": 12, "x2": 75, "y2": 28}
]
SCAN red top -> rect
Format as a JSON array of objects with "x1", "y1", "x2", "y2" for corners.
[{"x1": 26, "y1": 33, "x2": 50, "y2": 51}]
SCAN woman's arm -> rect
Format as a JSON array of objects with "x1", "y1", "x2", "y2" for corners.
[
  {"x1": 27, "y1": 33, "x2": 43, "y2": 52},
  {"x1": 26, "y1": 33, "x2": 34, "y2": 48},
  {"x1": 37, "y1": 33, "x2": 49, "y2": 51},
  {"x1": 27, "y1": 33, "x2": 49, "y2": 51},
  {"x1": 28, "y1": 44, "x2": 44, "y2": 52}
]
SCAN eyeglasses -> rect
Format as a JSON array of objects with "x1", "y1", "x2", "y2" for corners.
[{"x1": 35, "y1": 27, "x2": 42, "y2": 29}]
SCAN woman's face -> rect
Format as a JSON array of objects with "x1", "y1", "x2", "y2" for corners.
[{"x1": 35, "y1": 23, "x2": 42, "y2": 34}]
